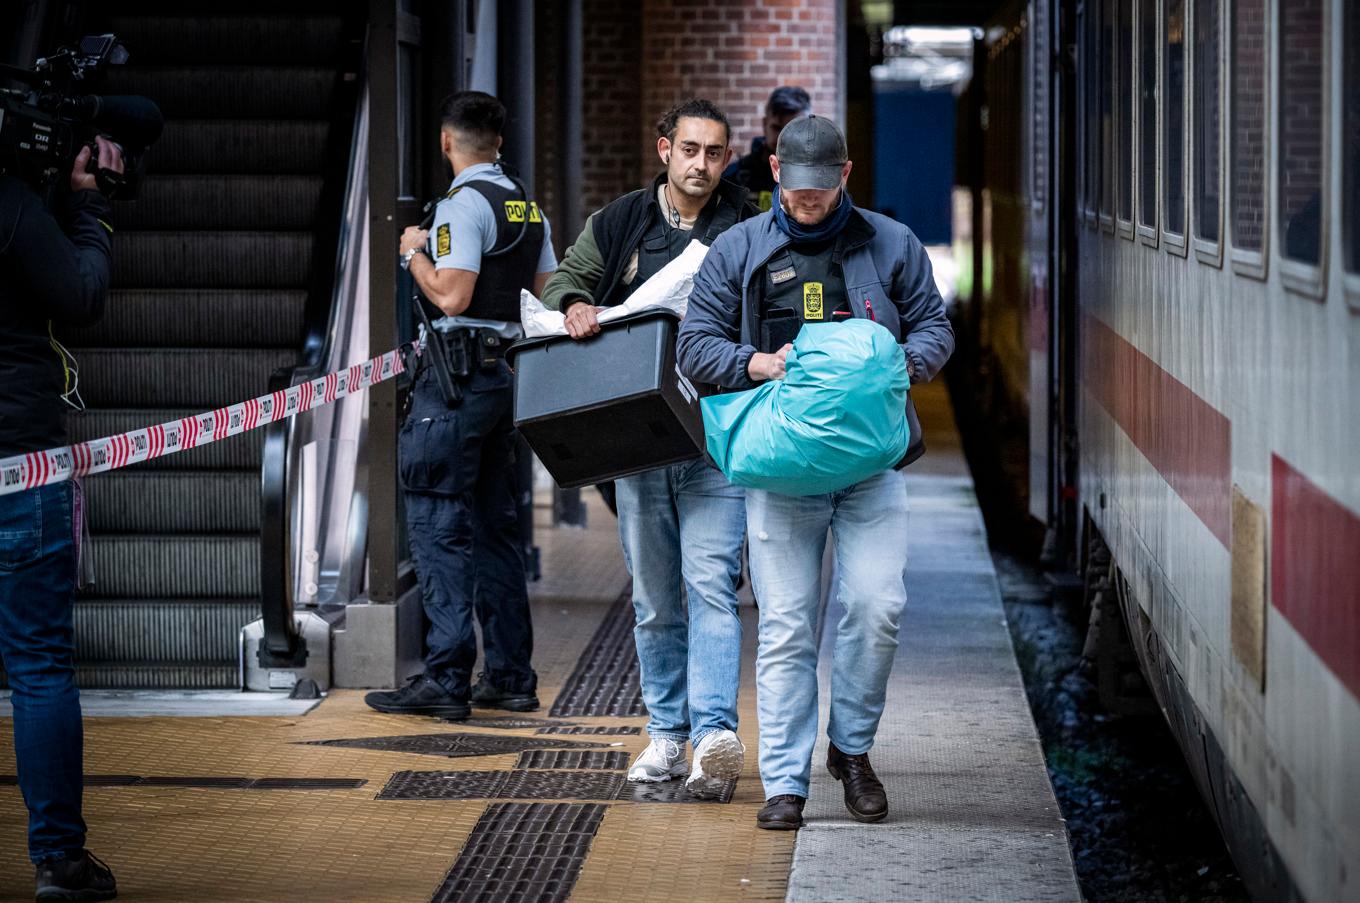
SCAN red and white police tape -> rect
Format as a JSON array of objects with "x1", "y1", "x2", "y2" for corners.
[{"x1": 0, "y1": 345, "x2": 411, "y2": 497}]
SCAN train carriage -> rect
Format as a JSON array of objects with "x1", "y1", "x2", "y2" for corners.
[{"x1": 954, "y1": 1, "x2": 1359, "y2": 900}]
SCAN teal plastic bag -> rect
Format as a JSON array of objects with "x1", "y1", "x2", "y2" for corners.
[{"x1": 701, "y1": 319, "x2": 911, "y2": 496}]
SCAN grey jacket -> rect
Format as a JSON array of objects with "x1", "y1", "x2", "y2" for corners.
[{"x1": 677, "y1": 207, "x2": 954, "y2": 392}]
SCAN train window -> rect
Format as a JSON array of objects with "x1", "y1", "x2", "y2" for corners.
[
  {"x1": 1344, "y1": 1, "x2": 1359, "y2": 273},
  {"x1": 1278, "y1": 0, "x2": 1325, "y2": 266},
  {"x1": 1138, "y1": 0, "x2": 1157, "y2": 230},
  {"x1": 1192, "y1": 0, "x2": 1220, "y2": 243},
  {"x1": 1230, "y1": 0, "x2": 1267, "y2": 255},
  {"x1": 1100, "y1": 0, "x2": 1115, "y2": 221},
  {"x1": 1163, "y1": 0, "x2": 1186, "y2": 238},
  {"x1": 1032, "y1": 0, "x2": 1048, "y2": 211},
  {"x1": 1118, "y1": 0, "x2": 1133, "y2": 224},
  {"x1": 1085, "y1": 1, "x2": 1101, "y2": 220}
]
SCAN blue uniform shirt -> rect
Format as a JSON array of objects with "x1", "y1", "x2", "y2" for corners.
[{"x1": 428, "y1": 161, "x2": 557, "y2": 338}]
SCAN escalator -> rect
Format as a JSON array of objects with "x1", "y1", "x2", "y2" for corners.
[{"x1": 60, "y1": 4, "x2": 363, "y2": 687}]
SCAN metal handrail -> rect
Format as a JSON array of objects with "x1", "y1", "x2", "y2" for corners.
[{"x1": 256, "y1": 68, "x2": 370, "y2": 667}]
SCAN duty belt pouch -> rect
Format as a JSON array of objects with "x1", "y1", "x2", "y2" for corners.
[
  {"x1": 477, "y1": 330, "x2": 505, "y2": 371},
  {"x1": 441, "y1": 330, "x2": 472, "y2": 379}
]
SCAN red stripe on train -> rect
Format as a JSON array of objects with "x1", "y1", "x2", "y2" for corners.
[
  {"x1": 1082, "y1": 313, "x2": 1232, "y2": 548},
  {"x1": 1271, "y1": 454, "x2": 1360, "y2": 700}
]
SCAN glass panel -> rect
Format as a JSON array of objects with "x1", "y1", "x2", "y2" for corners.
[
  {"x1": 1032, "y1": 0, "x2": 1048, "y2": 209},
  {"x1": 397, "y1": 44, "x2": 417, "y2": 199},
  {"x1": 1118, "y1": 0, "x2": 1133, "y2": 220},
  {"x1": 1278, "y1": 0, "x2": 1325, "y2": 265},
  {"x1": 1101, "y1": 0, "x2": 1115, "y2": 216},
  {"x1": 1086, "y1": 4, "x2": 1100, "y2": 215},
  {"x1": 1344, "y1": 1, "x2": 1359, "y2": 272},
  {"x1": 1164, "y1": 0, "x2": 1186, "y2": 235},
  {"x1": 1193, "y1": 0, "x2": 1220, "y2": 241},
  {"x1": 1231, "y1": 0, "x2": 1267, "y2": 252},
  {"x1": 1139, "y1": 0, "x2": 1157, "y2": 227}
]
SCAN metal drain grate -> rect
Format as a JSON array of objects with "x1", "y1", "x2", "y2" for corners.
[
  {"x1": 514, "y1": 750, "x2": 630, "y2": 770},
  {"x1": 549, "y1": 589, "x2": 646, "y2": 718},
  {"x1": 1, "y1": 775, "x2": 368, "y2": 791},
  {"x1": 536, "y1": 725, "x2": 640, "y2": 736},
  {"x1": 377, "y1": 770, "x2": 625, "y2": 801},
  {"x1": 444, "y1": 717, "x2": 574, "y2": 730},
  {"x1": 378, "y1": 769, "x2": 734, "y2": 804},
  {"x1": 303, "y1": 733, "x2": 608, "y2": 759},
  {"x1": 430, "y1": 802, "x2": 605, "y2": 903}
]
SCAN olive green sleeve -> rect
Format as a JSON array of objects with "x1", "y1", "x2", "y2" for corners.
[{"x1": 540, "y1": 213, "x2": 605, "y2": 312}]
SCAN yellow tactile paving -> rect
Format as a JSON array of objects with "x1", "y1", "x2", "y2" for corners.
[{"x1": 0, "y1": 494, "x2": 791, "y2": 902}]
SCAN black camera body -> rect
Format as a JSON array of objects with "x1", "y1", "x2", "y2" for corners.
[{"x1": 0, "y1": 34, "x2": 161, "y2": 199}]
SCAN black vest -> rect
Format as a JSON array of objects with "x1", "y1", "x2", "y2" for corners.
[
  {"x1": 623, "y1": 195, "x2": 744, "y2": 300},
  {"x1": 453, "y1": 179, "x2": 546, "y2": 323},
  {"x1": 760, "y1": 239, "x2": 852, "y2": 323}
]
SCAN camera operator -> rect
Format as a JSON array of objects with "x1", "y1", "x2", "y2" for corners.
[{"x1": 0, "y1": 134, "x2": 123, "y2": 902}]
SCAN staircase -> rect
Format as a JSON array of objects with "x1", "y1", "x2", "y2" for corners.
[{"x1": 60, "y1": 5, "x2": 362, "y2": 687}]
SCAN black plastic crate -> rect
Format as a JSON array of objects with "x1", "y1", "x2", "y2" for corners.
[{"x1": 507, "y1": 310, "x2": 706, "y2": 488}]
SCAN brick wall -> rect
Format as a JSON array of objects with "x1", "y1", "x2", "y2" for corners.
[
  {"x1": 543, "y1": 0, "x2": 844, "y2": 232},
  {"x1": 581, "y1": 0, "x2": 644, "y2": 217},
  {"x1": 640, "y1": 0, "x2": 841, "y2": 180}
]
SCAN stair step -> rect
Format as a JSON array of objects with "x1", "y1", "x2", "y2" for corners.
[
  {"x1": 112, "y1": 231, "x2": 314, "y2": 287},
  {"x1": 70, "y1": 290, "x2": 307, "y2": 348},
  {"x1": 68, "y1": 409, "x2": 264, "y2": 470},
  {"x1": 74, "y1": 348, "x2": 300, "y2": 408},
  {"x1": 85, "y1": 471, "x2": 260, "y2": 533},
  {"x1": 74, "y1": 599, "x2": 260, "y2": 663},
  {"x1": 103, "y1": 66, "x2": 339, "y2": 118},
  {"x1": 87, "y1": 535, "x2": 259, "y2": 598},
  {"x1": 72, "y1": 663, "x2": 241, "y2": 690},
  {"x1": 101, "y1": 0, "x2": 359, "y2": 14},
  {"x1": 153, "y1": 120, "x2": 330, "y2": 174},
  {"x1": 109, "y1": 16, "x2": 347, "y2": 65},
  {"x1": 116, "y1": 175, "x2": 325, "y2": 230}
]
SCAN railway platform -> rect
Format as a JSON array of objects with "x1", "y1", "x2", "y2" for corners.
[{"x1": 0, "y1": 381, "x2": 1080, "y2": 902}]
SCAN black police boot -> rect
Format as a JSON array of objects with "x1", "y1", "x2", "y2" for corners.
[
  {"x1": 755, "y1": 794, "x2": 806, "y2": 830},
  {"x1": 35, "y1": 849, "x2": 117, "y2": 902},
  {"x1": 364, "y1": 674, "x2": 470, "y2": 719},
  {"x1": 827, "y1": 743, "x2": 888, "y2": 823},
  {"x1": 470, "y1": 673, "x2": 540, "y2": 712}
]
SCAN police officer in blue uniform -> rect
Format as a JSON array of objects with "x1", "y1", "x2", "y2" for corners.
[
  {"x1": 365, "y1": 91, "x2": 556, "y2": 719},
  {"x1": 723, "y1": 86, "x2": 812, "y2": 212}
]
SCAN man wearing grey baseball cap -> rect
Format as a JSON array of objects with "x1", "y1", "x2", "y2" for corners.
[{"x1": 677, "y1": 115, "x2": 954, "y2": 830}]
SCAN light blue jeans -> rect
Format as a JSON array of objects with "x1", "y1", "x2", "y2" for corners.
[
  {"x1": 616, "y1": 459, "x2": 746, "y2": 745},
  {"x1": 746, "y1": 468, "x2": 910, "y2": 799}
]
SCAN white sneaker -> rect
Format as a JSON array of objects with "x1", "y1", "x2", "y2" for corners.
[
  {"x1": 627, "y1": 737, "x2": 688, "y2": 782},
  {"x1": 685, "y1": 729, "x2": 744, "y2": 798}
]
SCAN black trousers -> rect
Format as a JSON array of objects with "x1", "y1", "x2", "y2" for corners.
[{"x1": 399, "y1": 362, "x2": 536, "y2": 696}]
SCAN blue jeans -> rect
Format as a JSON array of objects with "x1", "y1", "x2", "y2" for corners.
[
  {"x1": 615, "y1": 459, "x2": 745, "y2": 745},
  {"x1": 400, "y1": 364, "x2": 536, "y2": 697},
  {"x1": 746, "y1": 469, "x2": 910, "y2": 798},
  {"x1": 0, "y1": 481, "x2": 86, "y2": 863}
]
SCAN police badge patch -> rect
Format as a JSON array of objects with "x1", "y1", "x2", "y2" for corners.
[{"x1": 436, "y1": 223, "x2": 451, "y2": 257}]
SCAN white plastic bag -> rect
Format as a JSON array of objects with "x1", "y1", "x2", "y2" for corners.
[{"x1": 520, "y1": 239, "x2": 709, "y2": 338}]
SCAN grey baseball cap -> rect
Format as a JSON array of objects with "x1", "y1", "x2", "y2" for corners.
[{"x1": 775, "y1": 115, "x2": 847, "y2": 191}]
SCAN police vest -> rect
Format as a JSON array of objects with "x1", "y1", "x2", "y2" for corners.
[
  {"x1": 449, "y1": 179, "x2": 546, "y2": 323},
  {"x1": 757, "y1": 237, "x2": 852, "y2": 334},
  {"x1": 623, "y1": 195, "x2": 743, "y2": 300}
]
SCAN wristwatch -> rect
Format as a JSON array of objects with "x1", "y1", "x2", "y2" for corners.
[{"x1": 400, "y1": 247, "x2": 422, "y2": 271}]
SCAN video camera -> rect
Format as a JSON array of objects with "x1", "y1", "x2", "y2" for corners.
[{"x1": 0, "y1": 33, "x2": 162, "y2": 199}]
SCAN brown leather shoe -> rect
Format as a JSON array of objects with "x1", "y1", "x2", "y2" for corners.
[
  {"x1": 827, "y1": 743, "x2": 888, "y2": 822},
  {"x1": 756, "y1": 794, "x2": 806, "y2": 830}
]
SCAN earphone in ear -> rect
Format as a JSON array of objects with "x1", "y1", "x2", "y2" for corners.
[{"x1": 664, "y1": 155, "x2": 670, "y2": 164}]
